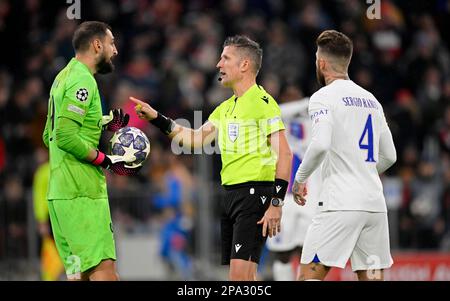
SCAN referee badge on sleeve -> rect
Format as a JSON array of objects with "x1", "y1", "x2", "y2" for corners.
[
  {"x1": 228, "y1": 123, "x2": 239, "y2": 142},
  {"x1": 75, "y1": 88, "x2": 89, "y2": 102}
]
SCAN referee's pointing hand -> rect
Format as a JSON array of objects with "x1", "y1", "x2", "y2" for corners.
[{"x1": 129, "y1": 96, "x2": 158, "y2": 121}]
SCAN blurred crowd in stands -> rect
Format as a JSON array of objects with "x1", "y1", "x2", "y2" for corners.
[{"x1": 0, "y1": 0, "x2": 449, "y2": 279}]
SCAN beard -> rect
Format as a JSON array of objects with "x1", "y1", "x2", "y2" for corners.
[
  {"x1": 316, "y1": 68, "x2": 326, "y2": 87},
  {"x1": 96, "y1": 54, "x2": 115, "y2": 74}
]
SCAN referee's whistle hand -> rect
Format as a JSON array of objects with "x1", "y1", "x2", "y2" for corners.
[
  {"x1": 257, "y1": 206, "x2": 281, "y2": 238},
  {"x1": 129, "y1": 96, "x2": 158, "y2": 120}
]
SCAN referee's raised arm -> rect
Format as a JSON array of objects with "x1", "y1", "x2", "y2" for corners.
[{"x1": 129, "y1": 96, "x2": 217, "y2": 149}]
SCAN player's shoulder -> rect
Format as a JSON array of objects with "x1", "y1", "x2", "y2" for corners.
[
  {"x1": 310, "y1": 80, "x2": 364, "y2": 106},
  {"x1": 311, "y1": 80, "x2": 348, "y2": 99},
  {"x1": 366, "y1": 90, "x2": 384, "y2": 110},
  {"x1": 253, "y1": 85, "x2": 279, "y2": 108},
  {"x1": 279, "y1": 99, "x2": 309, "y2": 119},
  {"x1": 309, "y1": 87, "x2": 330, "y2": 105},
  {"x1": 210, "y1": 94, "x2": 234, "y2": 116},
  {"x1": 352, "y1": 82, "x2": 385, "y2": 112},
  {"x1": 66, "y1": 62, "x2": 97, "y2": 88},
  {"x1": 221, "y1": 94, "x2": 236, "y2": 107}
]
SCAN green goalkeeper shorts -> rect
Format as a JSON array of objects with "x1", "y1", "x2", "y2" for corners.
[{"x1": 48, "y1": 197, "x2": 116, "y2": 277}]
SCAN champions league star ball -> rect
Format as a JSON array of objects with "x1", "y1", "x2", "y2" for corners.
[{"x1": 109, "y1": 126, "x2": 150, "y2": 168}]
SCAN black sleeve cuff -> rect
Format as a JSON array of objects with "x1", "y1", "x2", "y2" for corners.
[
  {"x1": 149, "y1": 112, "x2": 175, "y2": 135},
  {"x1": 273, "y1": 178, "x2": 289, "y2": 200}
]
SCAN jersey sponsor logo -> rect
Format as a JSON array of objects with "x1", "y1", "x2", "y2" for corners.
[
  {"x1": 228, "y1": 123, "x2": 239, "y2": 142},
  {"x1": 261, "y1": 95, "x2": 269, "y2": 104},
  {"x1": 310, "y1": 109, "x2": 328, "y2": 120},
  {"x1": 235, "y1": 244, "x2": 242, "y2": 253},
  {"x1": 260, "y1": 196, "x2": 267, "y2": 204},
  {"x1": 268, "y1": 116, "x2": 281, "y2": 125},
  {"x1": 75, "y1": 88, "x2": 89, "y2": 102},
  {"x1": 67, "y1": 104, "x2": 85, "y2": 116}
]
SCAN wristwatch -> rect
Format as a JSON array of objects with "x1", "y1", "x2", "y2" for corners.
[{"x1": 271, "y1": 197, "x2": 284, "y2": 207}]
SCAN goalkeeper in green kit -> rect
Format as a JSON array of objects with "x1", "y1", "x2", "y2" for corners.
[{"x1": 42, "y1": 21, "x2": 136, "y2": 281}]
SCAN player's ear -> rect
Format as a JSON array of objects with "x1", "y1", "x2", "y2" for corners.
[
  {"x1": 93, "y1": 38, "x2": 103, "y2": 53},
  {"x1": 240, "y1": 58, "x2": 250, "y2": 72},
  {"x1": 318, "y1": 58, "x2": 326, "y2": 72}
]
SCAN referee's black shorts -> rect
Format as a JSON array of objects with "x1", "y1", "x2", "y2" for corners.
[{"x1": 220, "y1": 182, "x2": 272, "y2": 265}]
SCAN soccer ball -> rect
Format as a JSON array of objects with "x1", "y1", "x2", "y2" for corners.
[{"x1": 109, "y1": 126, "x2": 150, "y2": 168}]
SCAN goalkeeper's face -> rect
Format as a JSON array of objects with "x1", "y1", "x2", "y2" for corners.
[{"x1": 96, "y1": 29, "x2": 118, "y2": 74}]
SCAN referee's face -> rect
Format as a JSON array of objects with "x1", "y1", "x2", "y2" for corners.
[{"x1": 217, "y1": 46, "x2": 243, "y2": 88}]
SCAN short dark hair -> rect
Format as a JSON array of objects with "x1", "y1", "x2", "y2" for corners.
[
  {"x1": 316, "y1": 30, "x2": 353, "y2": 60},
  {"x1": 72, "y1": 21, "x2": 112, "y2": 52},
  {"x1": 223, "y1": 35, "x2": 263, "y2": 75}
]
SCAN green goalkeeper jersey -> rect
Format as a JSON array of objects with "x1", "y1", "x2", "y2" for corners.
[
  {"x1": 208, "y1": 84, "x2": 285, "y2": 186},
  {"x1": 43, "y1": 58, "x2": 107, "y2": 200}
]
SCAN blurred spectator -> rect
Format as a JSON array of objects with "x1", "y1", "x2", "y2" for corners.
[
  {"x1": 261, "y1": 73, "x2": 281, "y2": 100},
  {"x1": 409, "y1": 160, "x2": 444, "y2": 248},
  {"x1": 178, "y1": 69, "x2": 207, "y2": 110},
  {"x1": 437, "y1": 105, "x2": 450, "y2": 156},
  {"x1": 398, "y1": 164, "x2": 416, "y2": 248},
  {"x1": 152, "y1": 154, "x2": 195, "y2": 280},
  {"x1": 279, "y1": 84, "x2": 304, "y2": 103},
  {"x1": 0, "y1": 175, "x2": 27, "y2": 259},
  {"x1": 263, "y1": 20, "x2": 306, "y2": 86},
  {"x1": 122, "y1": 53, "x2": 160, "y2": 101},
  {"x1": 389, "y1": 89, "x2": 423, "y2": 163},
  {"x1": 404, "y1": 15, "x2": 450, "y2": 91},
  {"x1": 32, "y1": 149, "x2": 50, "y2": 240},
  {"x1": 440, "y1": 167, "x2": 450, "y2": 250},
  {"x1": 32, "y1": 148, "x2": 64, "y2": 280},
  {"x1": 0, "y1": 136, "x2": 5, "y2": 173}
]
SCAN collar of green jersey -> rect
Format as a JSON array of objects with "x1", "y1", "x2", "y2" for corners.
[
  {"x1": 70, "y1": 57, "x2": 93, "y2": 75},
  {"x1": 234, "y1": 84, "x2": 263, "y2": 101}
]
